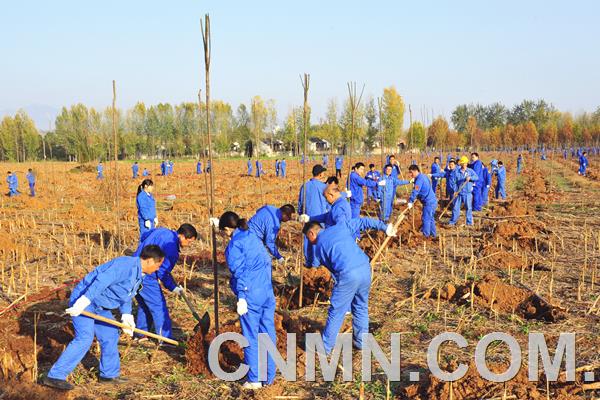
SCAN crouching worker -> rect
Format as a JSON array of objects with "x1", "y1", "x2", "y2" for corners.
[
  {"x1": 302, "y1": 218, "x2": 396, "y2": 354},
  {"x1": 42, "y1": 245, "x2": 165, "y2": 390},
  {"x1": 213, "y1": 212, "x2": 276, "y2": 390}
]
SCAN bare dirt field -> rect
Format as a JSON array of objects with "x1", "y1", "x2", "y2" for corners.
[{"x1": 0, "y1": 151, "x2": 599, "y2": 399}]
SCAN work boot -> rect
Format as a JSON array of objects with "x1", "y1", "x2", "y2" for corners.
[
  {"x1": 99, "y1": 376, "x2": 129, "y2": 385},
  {"x1": 41, "y1": 376, "x2": 74, "y2": 391}
]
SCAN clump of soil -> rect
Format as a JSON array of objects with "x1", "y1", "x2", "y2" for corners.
[
  {"x1": 69, "y1": 164, "x2": 96, "y2": 173},
  {"x1": 0, "y1": 380, "x2": 70, "y2": 400},
  {"x1": 185, "y1": 249, "x2": 226, "y2": 269},
  {"x1": 479, "y1": 245, "x2": 525, "y2": 271},
  {"x1": 488, "y1": 199, "x2": 531, "y2": 217},
  {"x1": 491, "y1": 219, "x2": 550, "y2": 252},
  {"x1": 276, "y1": 225, "x2": 303, "y2": 252},
  {"x1": 523, "y1": 170, "x2": 551, "y2": 201},
  {"x1": 435, "y1": 274, "x2": 564, "y2": 322},
  {"x1": 275, "y1": 267, "x2": 333, "y2": 309}
]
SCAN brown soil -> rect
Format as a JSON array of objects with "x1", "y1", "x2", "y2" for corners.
[{"x1": 275, "y1": 267, "x2": 333, "y2": 310}]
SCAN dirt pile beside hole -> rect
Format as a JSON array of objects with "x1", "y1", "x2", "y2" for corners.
[
  {"x1": 479, "y1": 245, "x2": 524, "y2": 270},
  {"x1": 523, "y1": 170, "x2": 551, "y2": 201},
  {"x1": 275, "y1": 267, "x2": 332, "y2": 310},
  {"x1": 491, "y1": 219, "x2": 550, "y2": 252},
  {"x1": 276, "y1": 225, "x2": 303, "y2": 252},
  {"x1": 488, "y1": 199, "x2": 531, "y2": 217}
]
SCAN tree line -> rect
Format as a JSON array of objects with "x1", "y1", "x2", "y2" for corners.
[{"x1": 1, "y1": 89, "x2": 599, "y2": 162}]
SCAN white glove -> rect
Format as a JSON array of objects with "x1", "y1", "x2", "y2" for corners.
[
  {"x1": 299, "y1": 214, "x2": 310, "y2": 223},
  {"x1": 154, "y1": 217, "x2": 159, "y2": 227},
  {"x1": 378, "y1": 180, "x2": 386, "y2": 187},
  {"x1": 277, "y1": 257, "x2": 286, "y2": 265},
  {"x1": 427, "y1": 174, "x2": 432, "y2": 178},
  {"x1": 121, "y1": 314, "x2": 135, "y2": 337},
  {"x1": 65, "y1": 295, "x2": 91, "y2": 317},
  {"x1": 407, "y1": 202, "x2": 414, "y2": 209},
  {"x1": 172, "y1": 285, "x2": 184, "y2": 296},
  {"x1": 345, "y1": 190, "x2": 352, "y2": 198},
  {"x1": 209, "y1": 217, "x2": 219, "y2": 228},
  {"x1": 410, "y1": 179, "x2": 415, "y2": 183},
  {"x1": 237, "y1": 298, "x2": 248, "y2": 316},
  {"x1": 396, "y1": 198, "x2": 407, "y2": 205},
  {"x1": 385, "y1": 224, "x2": 397, "y2": 237},
  {"x1": 144, "y1": 220, "x2": 151, "y2": 229}
]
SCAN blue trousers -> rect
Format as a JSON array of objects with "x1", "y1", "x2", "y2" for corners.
[
  {"x1": 135, "y1": 275, "x2": 172, "y2": 338},
  {"x1": 482, "y1": 186, "x2": 490, "y2": 205},
  {"x1": 350, "y1": 201, "x2": 361, "y2": 218},
  {"x1": 240, "y1": 291, "x2": 277, "y2": 384},
  {"x1": 472, "y1": 184, "x2": 483, "y2": 211},
  {"x1": 281, "y1": 169, "x2": 286, "y2": 178},
  {"x1": 450, "y1": 193, "x2": 473, "y2": 226},
  {"x1": 97, "y1": 173, "x2": 103, "y2": 179},
  {"x1": 517, "y1": 164, "x2": 522, "y2": 174},
  {"x1": 380, "y1": 196, "x2": 393, "y2": 222},
  {"x1": 432, "y1": 178, "x2": 439, "y2": 194},
  {"x1": 323, "y1": 265, "x2": 371, "y2": 353},
  {"x1": 47, "y1": 304, "x2": 120, "y2": 380},
  {"x1": 421, "y1": 201, "x2": 437, "y2": 237},
  {"x1": 8, "y1": 187, "x2": 19, "y2": 196},
  {"x1": 29, "y1": 183, "x2": 35, "y2": 196},
  {"x1": 495, "y1": 183, "x2": 506, "y2": 200},
  {"x1": 247, "y1": 169, "x2": 252, "y2": 176},
  {"x1": 303, "y1": 237, "x2": 320, "y2": 267}
]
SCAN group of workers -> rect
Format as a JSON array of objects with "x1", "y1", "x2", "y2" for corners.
[
  {"x1": 4, "y1": 169, "x2": 35, "y2": 196},
  {"x1": 246, "y1": 158, "x2": 287, "y2": 178}
]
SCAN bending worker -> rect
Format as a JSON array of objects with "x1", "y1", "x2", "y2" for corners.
[
  {"x1": 42, "y1": 245, "x2": 165, "y2": 390},
  {"x1": 136, "y1": 179, "x2": 158, "y2": 236},
  {"x1": 299, "y1": 185, "x2": 352, "y2": 228},
  {"x1": 133, "y1": 224, "x2": 198, "y2": 340},
  {"x1": 405, "y1": 164, "x2": 438, "y2": 238},
  {"x1": 248, "y1": 204, "x2": 296, "y2": 264}
]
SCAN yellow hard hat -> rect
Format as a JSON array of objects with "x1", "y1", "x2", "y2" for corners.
[{"x1": 458, "y1": 156, "x2": 469, "y2": 165}]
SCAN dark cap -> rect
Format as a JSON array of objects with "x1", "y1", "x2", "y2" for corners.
[{"x1": 312, "y1": 164, "x2": 327, "y2": 176}]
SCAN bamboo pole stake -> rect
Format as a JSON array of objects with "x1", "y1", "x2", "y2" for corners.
[
  {"x1": 112, "y1": 80, "x2": 121, "y2": 249},
  {"x1": 201, "y1": 14, "x2": 219, "y2": 334},
  {"x1": 299, "y1": 73, "x2": 310, "y2": 308},
  {"x1": 345, "y1": 82, "x2": 365, "y2": 189}
]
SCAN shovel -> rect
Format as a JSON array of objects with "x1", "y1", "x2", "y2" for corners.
[
  {"x1": 180, "y1": 292, "x2": 210, "y2": 335},
  {"x1": 79, "y1": 310, "x2": 179, "y2": 346}
]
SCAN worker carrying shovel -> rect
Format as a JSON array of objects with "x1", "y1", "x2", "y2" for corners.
[{"x1": 42, "y1": 245, "x2": 165, "y2": 390}]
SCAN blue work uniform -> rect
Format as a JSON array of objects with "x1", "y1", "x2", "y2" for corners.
[
  {"x1": 275, "y1": 160, "x2": 280, "y2": 177},
  {"x1": 335, "y1": 157, "x2": 343, "y2": 177},
  {"x1": 517, "y1": 155, "x2": 523, "y2": 174},
  {"x1": 26, "y1": 172, "x2": 35, "y2": 196},
  {"x1": 97, "y1": 164, "x2": 104, "y2": 179},
  {"x1": 449, "y1": 168, "x2": 478, "y2": 226},
  {"x1": 378, "y1": 173, "x2": 409, "y2": 222},
  {"x1": 310, "y1": 196, "x2": 352, "y2": 228},
  {"x1": 132, "y1": 163, "x2": 139, "y2": 178},
  {"x1": 197, "y1": 161, "x2": 203, "y2": 174},
  {"x1": 280, "y1": 160, "x2": 287, "y2": 177},
  {"x1": 248, "y1": 205, "x2": 284, "y2": 260},
  {"x1": 430, "y1": 162, "x2": 442, "y2": 193},
  {"x1": 311, "y1": 218, "x2": 387, "y2": 353},
  {"x1": 365, "y1": 170, "x2": 381, "y2": 203},
  {"x1": 247, "y1": 160, "x2": 253, "y2": 176},
  {"x1": 225, "y1": 228, "x2": 276, "y2": 385},
  {"x1": 349, "y1": 172, "x2": 378, "y2": 218},
  {"x1": 408, "y1": 173, "x2": 438, "y2": 237},
  {"x1": 142, "y1": 169, "x2": 149, "y2": 177},
  {"x1": 494, "y1": 166, "x2": 507, "y2": 200},
  {"x1": 432, "y1": 167, "x2": 458, "y2": 200},
  {"x1": 468, "y1": 159, "x2": 484, "y2": 211},
  {"x1": 136, "y1": 190, "x2": 157, "y2": 235},
  {"x1": 298, "y1": 178, "x2": 329, "y2": 267},
  {"x1": 255, "y1": 160, "x2": 264, "y2": 177},
  {"x1": 481, "y1": 166, "x2": 491, "y2": 206},
  {"x1": 133, "y1": 228, "x2": 180, "y2": 338},
  {"x1": 323, "y1": 154, "x2": 329, "y2": 167},
  {"x1": 160, "y1": 161, "x2": 166, "y2": 175},
  {"x1": 47, "y1": 256, "x2": 143, "y2": 381},
  {"x1": 579, "y1": 155, "x2": 588, "y2": 175}
]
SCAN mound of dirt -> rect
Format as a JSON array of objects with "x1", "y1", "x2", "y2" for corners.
[
  {"x1": 523, "y1": 170, "x2": 551, "y2": 201},
  {"x1": 276, "y1": 267, "x2": 333, "y2": 309},
  {"x1": 276, "y1": 225, "x2": 303, "y2": 252},
  {"x1": 0, "y1": 380, "x2": 71, "y2": 400},
  {"x1": 491, "y1": 219, "x2": 550, "y2": 252},
  {"x1": 488, "y1": 199, "x2": 531, "y2": 217},
  {"x1": 69, "y1": 164, "x2": 96, "y2": 173}
]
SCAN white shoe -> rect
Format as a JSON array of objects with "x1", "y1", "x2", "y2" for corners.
[{"x1": 242, "y1": 382, "x2": 263, "y2": 390}]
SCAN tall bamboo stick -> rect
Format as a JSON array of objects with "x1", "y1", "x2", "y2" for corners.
[
  {"x1": 112, "y1": 80, "x2": 121, "y2": 249},
  {"x1": 299, "y1": 73, "x2": 310, "y2": 308}
]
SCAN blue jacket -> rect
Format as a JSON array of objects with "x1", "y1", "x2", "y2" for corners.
[
  {"x1": 26, "y1": 172, "x2": 35, "y2": 185},
  {"x1": 349, "y1": 171, "x2": 377, "y2": 205},
  {"x1": 495, "y1": 166, "x2": 506, "y2": 184},
  {"x1": 408, "y1": 173, "x2": 437, "y2": 205},
  {"x1": 142, "y1": 169, "x2": 149, "y2": 176},
  {"x1": 335, "y1": 157, "x2": 343, "y2": 169},
  {"x1": 580, "y1": 155, "x2": 588, "y2": 168},
  {"x1": 197, "y1": 162, "x2": 202, "y2": 173},
  {"x1": 280, "y1": 160, "x2": 287, "y2": 171},
  {"x1": 323, "y1": 155, "x2": 329, "y2": 166},
  {"x1": 312, "y1": 218, "x2": 387, "y2": 280},
  {"x1": 70, "y1": 256, "x2": 143, "y2": 315},
  {"x1": 432, "y1": 167, "x2": 458, "y2": 192},
  {"x1": 431, "y1": 162, "x2": 442, "y2": 176},
  {"x1": 454, "y1": 167, "x2": 479, "y2": 195},
  {"x1": 298, "y1": 178, "x2": 329, "y2": 217},
  {"x1": 378, "y1": 174, "x2": 409, "y2": 201},
  {"x1": 97, "y1": 165, "x2": 103, "y2": 174},
  {"x1": 311, "y1": 197, "x2": 351, "y2": 227},
  {"x1": 136, "y1": 191, "x2": 157, "y2": 222},
  {"x1": 365, "y1": 170, "x2": 381, "y2": 184},
  {"x1": 482, "y1": 167, "x2": 492, "y2": 187},
  {"x1": 7, "y1": 174, "x2": 17, "y2": 189},
  {"x1": 132, "y1": 164, "x2": 139, "y2": 175},
  {"x1": 248, "y1": 205, "x2": 283, "y2": 259},
  {"x1": 225, "y1": 228, "x2": 273, "y2": 300},
  {"x1": 468, "y1": 159, "x2": 483, "y2": 188},
  {"x1": 134, "y1": 228, "x2": 180, "y2": 291}
]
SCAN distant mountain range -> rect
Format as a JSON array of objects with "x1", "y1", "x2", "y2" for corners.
[{"x1": 0, "y1": 104, "x2": 60, "y2": 132}]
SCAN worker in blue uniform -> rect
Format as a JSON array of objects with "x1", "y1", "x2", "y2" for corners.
[
  {"x1": 449, "y1": 156, "x2": 478, "y2": 226},
  {"x1": 468, "y1": 153, "x2": 484, "y2": 211},
  {"x1": 365, "y1": 164, "x2": 381, "y2": 204},
  {"x1": 132, "y1": 162, "x2": 139, "y2": 179},
  {"x1": 431, "y1": 158, "x2": 458, "y2": 200},
  {"x1": 405, "y1": 165, "x2": 438, "y2": 238},
  {"x1": 579, "y1": 151, "x2": 588, "y2": 176},
  {"x1": 42, "y1": 245, "x2": 165, "y2": 390},
  {"x1": 349, "y1": 162, "x2": 385, "y2": 218},
  {"x1": 280, "y1": 158, "x2": 287, "y2": 178},
  {"x1": 26, "y1": 168, "x2": 35, "y2": 196},
  {"x1": 494, "y1": 161, "x2": 507, "y2": 200},
  {"x1": 387, "y1": 155, "x2": 401, "y2": 179},
  {"x1": 302, "y1": 218, "x2": 396, "y2": 354},
  {"x1": 142, "y1": 168, "x2": 149, "y2": 177},
  {"x1": 160, "y1": 160, "x2": 166, "y2": 176},
  {"x1": 136, "y1": 179, "x2": 157, "y2": 236},
  {"x1": 6, "y1": 171, "x2": 19, "y2": 196},
  {"x1": 255, "y1": 160, "x2": 264, "y2": 177},
  {"x1": 298, "y1": 165, "x2": 330, "y2": 267},
  {"x1": 378, "y1": 164, "x2": 410, "y2": 222},
  {"x1": 248, "y1": 204, "x2": 295, "y2": 263},
  {"x1": 196, "y1": 160, "x2": 203, "y2": 174},
  {"x1": 275, "y1": 159, "x2": 280, "y2": 177},
  {"x1": 430, "y1": 157, "x2": 442, "y2": 194},
  {"x1": 133, "y1": 224, "x2": 198, "y2": 340},
  {"x1": 300, "y1": 185, "x2": 352, "y2": 228},
  {"x1": 323, "y1": 154, "x2": 329, "y2": 167},
  {"x1": 335, "y1": 156, "x2": 343, "y2": 178},
  {"x1": 97, "y1": 162, "x2": 104, "y2": 179},
  {"x1": 214, "y1": 212, "x2": 277, "y2": 390},
  {"x1": 247, "y1": 159, "x2": 253, "y2": 176},
  {"x1": 517, "y1": 154, "x2": 523, "y2": 174},
  {"x1": 481, "y1": 163, "x2": 491, "y2": 206}
]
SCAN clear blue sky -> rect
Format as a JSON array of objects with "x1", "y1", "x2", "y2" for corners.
[{"x1": 1, "y1": 0, "x2": 599, "y2": 129}]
